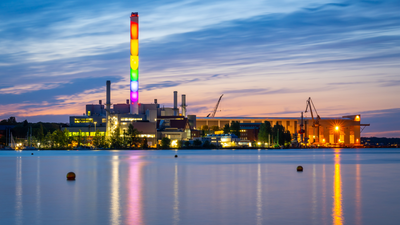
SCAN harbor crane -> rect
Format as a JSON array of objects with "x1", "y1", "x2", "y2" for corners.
[
  {"x1": 305, "y1": 97, "x2": 321, "y2": 128},
  {"x1": 207, "y1": 94, "x2": 223, "y2": 117},
  {"x1": 304, "y1": 97, "x2": 321, "y2": 143}
]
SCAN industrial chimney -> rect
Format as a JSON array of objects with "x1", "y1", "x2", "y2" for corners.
[
  {"x1": 181, "y1": 94, "x2": 187, "y2": 117},
  {"x1": 106, "y1": 80, "x2": 111, "y2": 136},
  {"x1": 106, "y1": 80, "x2": 111, "y2": 112},
  {"x1": 173, "y1": 91, "x2": 178, "y2": 116}
]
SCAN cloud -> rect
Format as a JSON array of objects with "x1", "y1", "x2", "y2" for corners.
[{"x1": 0, "y1": 82, "x2": 69, "y2": 94}]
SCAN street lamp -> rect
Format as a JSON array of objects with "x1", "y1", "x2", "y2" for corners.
[{"x1": 94, "y1": 121, "x2": 97, "y2": 132}]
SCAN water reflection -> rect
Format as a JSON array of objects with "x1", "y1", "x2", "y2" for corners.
[
  {"x1": 256, "y1": 163, "x2": 262, "y2": 225},
  {"x1": 312, "y1": 161, "x2": 317, "y2": 224},
  {"x1": 356, "y1": 157, "x2": 361, "y2": 225},
  {"x1": 322, "y1": 164, "x2": 327, "y2": 225},
  {"x1": 15, "y1": 156, "x2": 22, "y2": 225},
  {"x1": 111, "y1": 156, "x2": 121, "y2": 225},
  {"x1": 36, "y1": 158, "x2": 42, "y2": 224},
  {"x1": 332, "y1": 149, "x2": 344, "y2": 225},
  {"x1": 126, "y1": 156, "x2": 145, "y2": 225},
  {"x1": 173, "y1": 163, "x2": 180, "y2": 225}
]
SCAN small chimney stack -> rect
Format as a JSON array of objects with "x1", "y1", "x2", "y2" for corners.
[
  {"x1": 154, "y1": 99, "x2": 157, "y2": 104},
  {"x1": 126, "y1": 99, "x2": 129, "y2": 104},
  {"x1": 173, "y1": 91, "x2": 178, "y2": 116},
  {"x1": 99, "y1": 100, "x2": 102, "y2": 105},
  {"x1": 106, "y1": 80, "x2": 111, "y2": 112},
  {"x1": 181, "y1": 94, "x2": 187, "y2": 117}
]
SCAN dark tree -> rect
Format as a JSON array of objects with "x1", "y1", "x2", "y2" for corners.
[
  {"x1": 193, "y1": 139, "x2": 202, "y2": 146},
  {"x1": 258, "y1": 121, "x2": 272, "y2": 143},
  {"x1": 230, "y1": 121, "x2": 240, "y2": 137},
  {"x1": 127, "y1": 124, "x2": 140, "y2": 148},
  {"x1": 142, "y1": 137, "x2": 148, "y2": 149},
  {"x1": 272, "y1": 124, "x2": 287, "y2": 146},
  {"x1": 161, "y1": 137, "x2": 171, "y2": 149},
  {"x1": 223, "y1": 124, "x2": 230, "y2": 134},
  {"x1": 110, "y1": 127, "x2": 122, "y2": 149}
]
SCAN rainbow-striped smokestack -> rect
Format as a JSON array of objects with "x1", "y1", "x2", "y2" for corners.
[{"x1": 130, "y1": 12, "x2": 139, "y2": 114}]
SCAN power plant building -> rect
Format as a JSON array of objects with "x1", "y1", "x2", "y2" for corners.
[{"x1": 65, "y1": 12, "x2": 369, "y2": 148}]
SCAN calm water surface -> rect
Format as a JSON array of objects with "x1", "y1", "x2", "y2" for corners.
[{"x1": 1, "y1": 149, "x2": 400, "y2": 225}]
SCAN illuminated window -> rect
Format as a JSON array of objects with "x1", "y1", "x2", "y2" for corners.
[
  {"x1": 350, "y1": 135, "x2": 355, "y2": 144},
  {"x1": 121, "y1": 117, "x2": 143, "y2": 121},
  {"x1": 87, "y1": 111, "x2": 91, "y2": 116},
  {"x1": 102, "y1": 118, "x2": 106, "y2": 123},
  {"x1": 74, "y1": 118, "x2": 93, "y2": 124},
  {"x1": 138, "y1": 134, "x2": 155, "y2": 138}
]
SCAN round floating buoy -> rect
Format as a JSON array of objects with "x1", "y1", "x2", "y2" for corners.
[
  {"x1": 297, "y1": 166, "x2": 303, "y2": 172},
  {"x1": 31, "y1": 153, "x2": 33, "y2": 155},
  {"x1": 175, "y1": 155, "x2": 178, "y2": 158},
  {"x1": 67, "y1": 172, "x2": 76, "y2": 180}
]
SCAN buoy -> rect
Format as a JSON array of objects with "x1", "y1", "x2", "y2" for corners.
[
  {"x1": 67, "y1": 172, "x2": 76, "y2": 180},
  {"x1": 175, "y1": 155, "x2": 178, "y2": 158},
  {"x1": 31, "y1": 153, "x2": 33, "y2": 155},
  {"x1": 297, "y1": 166, "x2": 303, "y2": 172}
]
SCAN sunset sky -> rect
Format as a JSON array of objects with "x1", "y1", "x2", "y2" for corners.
[{"x1": 0, "y1": 0, "x2": 399, "y2": 137}]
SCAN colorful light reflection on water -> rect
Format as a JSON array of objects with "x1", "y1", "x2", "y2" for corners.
[
  {"x1": 332, "y1": 149, "x2": 344, "y2": 225},
  {"x1": 1, "y1": 149, "x2": 400, "y2": 225}
]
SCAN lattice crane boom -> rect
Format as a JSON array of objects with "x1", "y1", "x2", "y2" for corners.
[{"x1": 207, "y1": 94, "x2": 224, "y2": 117}]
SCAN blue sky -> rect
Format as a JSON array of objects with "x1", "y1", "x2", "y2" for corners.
[{"x1": 0, "y1": 0, "x2": 399, "y2": 137}]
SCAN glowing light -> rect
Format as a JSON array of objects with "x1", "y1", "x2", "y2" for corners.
[
  {"x1": 131, "y1": 92, "x2": 138, "y2": 102},
  {"x1": 130, "y1": 13, "x2": 139, "y2": 112},
  {"x1": 335, "y1": 126, "x2": 339, "y2": 131},
  {"x1": 130, "y1": 81, "x2": 138, "y2": 92},
  {"x1": 171, "y1": 140, "x2": 178, "y2": 148},
  {"x1": 130, "y1": 56, "x2": 139, "y2": 70},
  {"x1": 355, "y1": 115, "x2": 360, "y2": 121},
  {"x1": 130, "y1": 69, "x2": 138, "y2": 81},
  {"x1": 130, "y1": 22, "x2": 138, "y2": 39},
  {"x1": 130, "y1": 39, "x2": 138, "y2": 56},
  {"x1": 356, "y1": 139, "x2": 359, "y2": 143}
]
